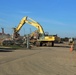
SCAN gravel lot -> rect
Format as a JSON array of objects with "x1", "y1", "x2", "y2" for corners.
[{"x1": 0, "y1": 44, "x2": 76, "y2": 75}]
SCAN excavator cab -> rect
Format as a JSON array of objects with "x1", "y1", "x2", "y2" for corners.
[{"x1": 44, "y1": 32, "x2": 49, "y2": 36}]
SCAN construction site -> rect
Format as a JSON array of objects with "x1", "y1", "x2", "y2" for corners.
[{"x1": 0, "y1": 16, "x2": 76, "y2": 75}]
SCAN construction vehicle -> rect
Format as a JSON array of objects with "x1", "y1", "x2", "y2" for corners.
[
  {"x1": 68, "y1": 38, "x2": 74, "y2": 45},
  {"x1": 53, "y1": 34, "x2": 62, "y2": 43},
  {"x1": 13, "y1": 16, "x2": 55, "y2": 47}
]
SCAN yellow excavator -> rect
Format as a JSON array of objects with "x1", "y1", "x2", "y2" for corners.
[{"x1": 13, "y1": 16, "x2": 55, "y2": 46}]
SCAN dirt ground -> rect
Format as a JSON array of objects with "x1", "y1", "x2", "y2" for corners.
[{"x1": 0, "y1": 43, "x2": 76, "y2": 75}]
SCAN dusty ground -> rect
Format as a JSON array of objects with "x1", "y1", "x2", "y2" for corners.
[{"x1": 0, "y1": 44, "x2": 76, "y2": 75}]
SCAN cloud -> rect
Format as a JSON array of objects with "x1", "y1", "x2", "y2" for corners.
[
  {"x1": 0, "y1": 18, "x2": 6, "y2": 22},
  {"x1": 38, "y1": 18, "x2": 68, "y2": 26},
  {"x1": 50, "y1": 20, "x2": 67, "y2": 26},
  {"x1": 19, "y1": 11, "x2": 32, "y2": 14}
]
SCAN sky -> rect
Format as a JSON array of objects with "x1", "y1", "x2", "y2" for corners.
[{"x1": 0, "y1": 0, "x2": 76, "y2": 38}]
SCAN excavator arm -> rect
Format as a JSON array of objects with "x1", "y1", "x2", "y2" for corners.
[
  {"x1": 13, "y1": 17, "x2": 27, "y2": 33},
  {"x1": 13, "y1": 16, "x2": 44, "y2": 38}
]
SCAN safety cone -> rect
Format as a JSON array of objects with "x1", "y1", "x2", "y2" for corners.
[{"x1": 70, "y1": 45, "x2": 73, "y2": 52}]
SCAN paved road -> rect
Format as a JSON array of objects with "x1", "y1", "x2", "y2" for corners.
[{"x1": 0, "y1": 45, "x2": 76, "y2": 75}]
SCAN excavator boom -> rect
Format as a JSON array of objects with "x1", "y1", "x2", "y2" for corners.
[{"x1": 26, "y1": 17, "x2": 44, "y2": 34}]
